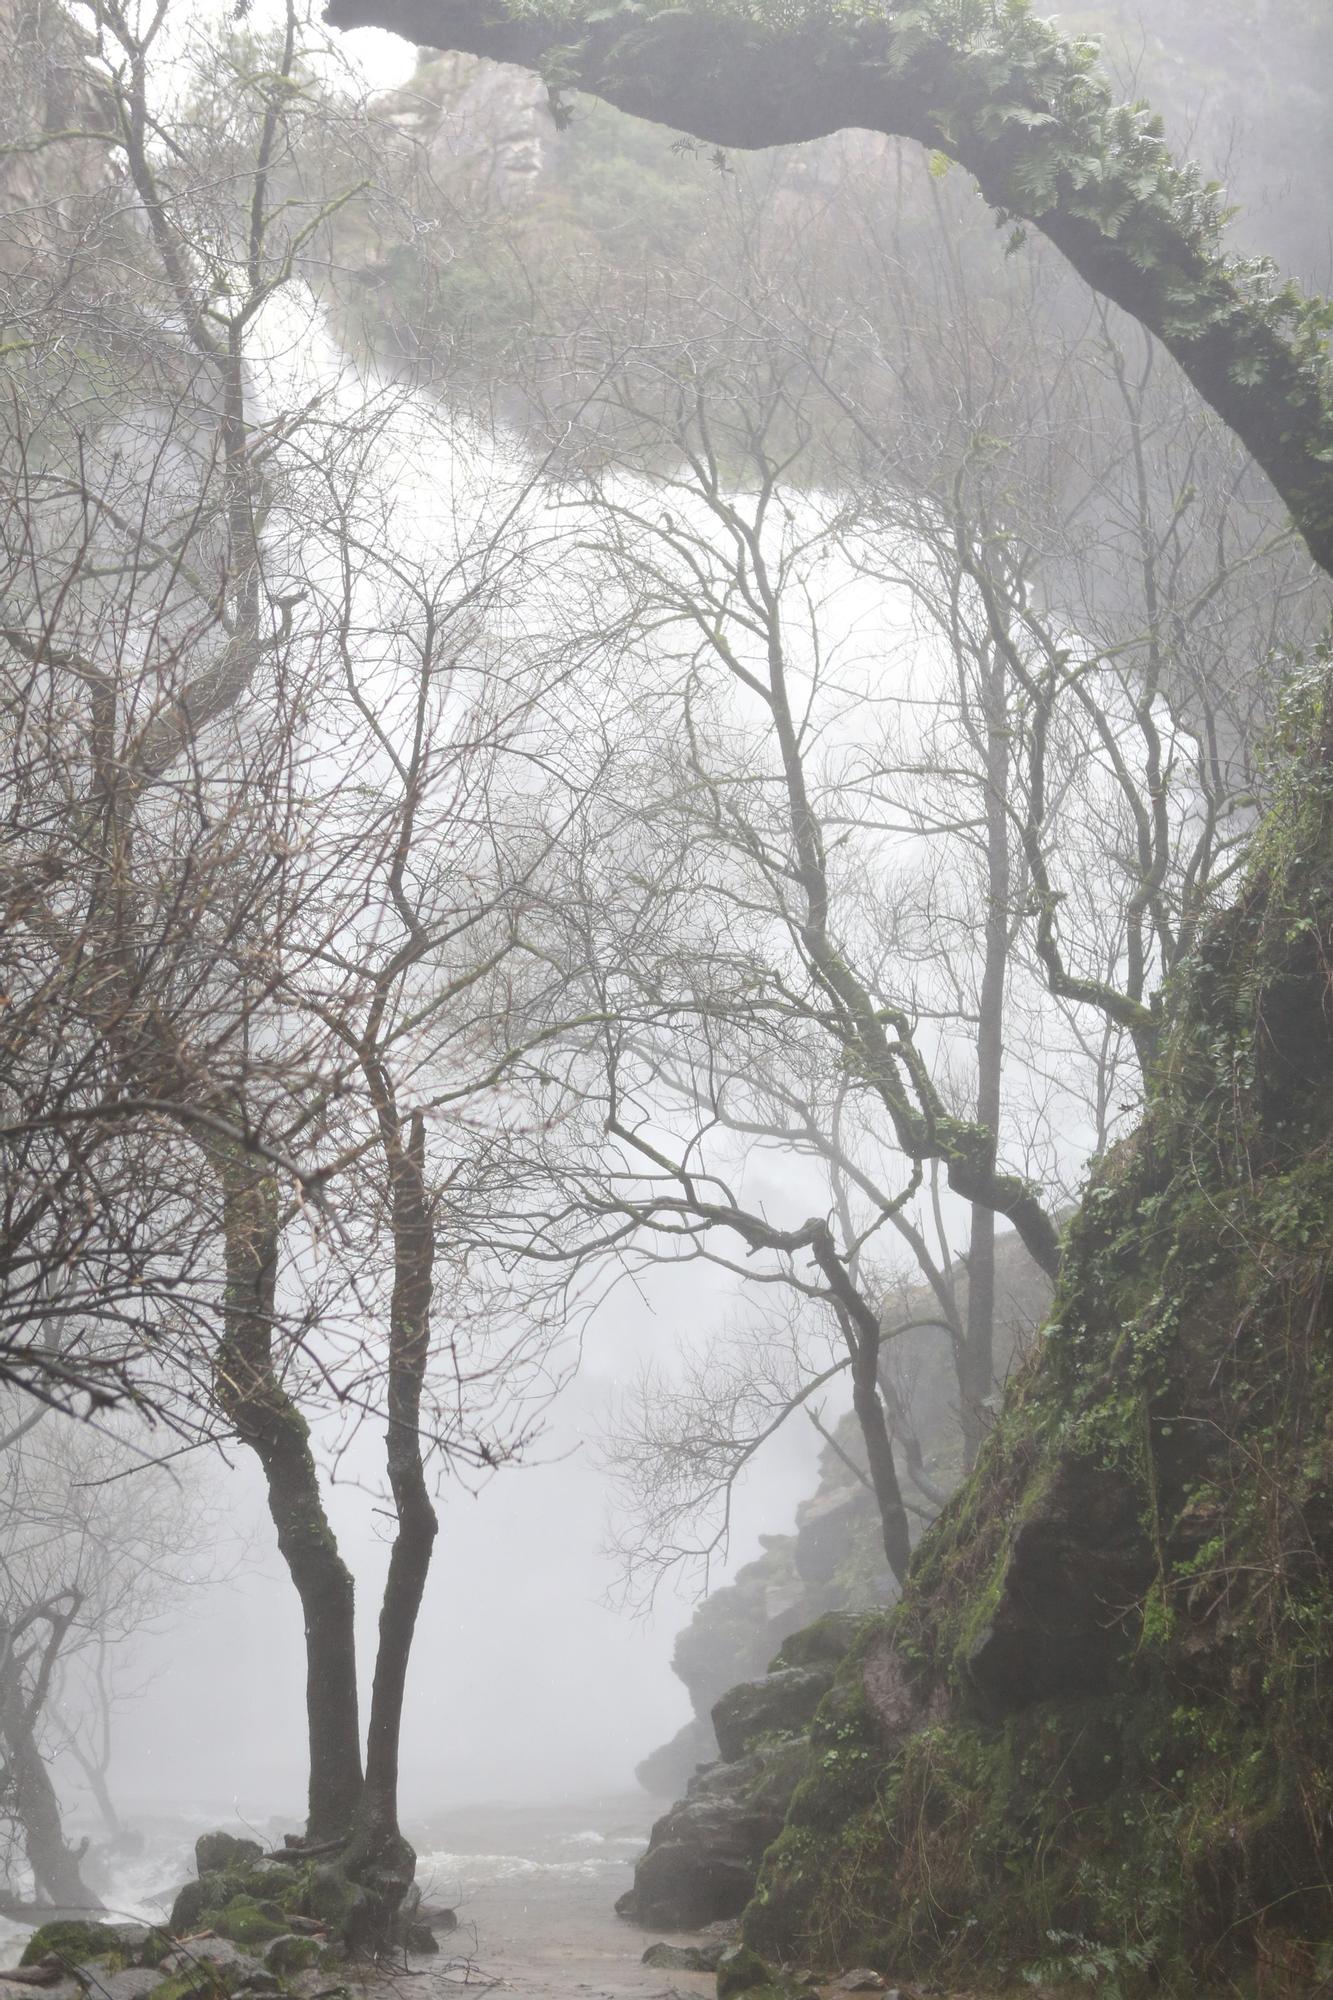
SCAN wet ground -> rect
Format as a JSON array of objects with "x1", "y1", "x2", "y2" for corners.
[{"x1": 388, "y1": 1796, "x2": 715, "y2": 2000}]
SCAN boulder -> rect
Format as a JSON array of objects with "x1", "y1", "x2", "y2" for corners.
[
  {"x1": 715, "y1": 1946, "x2": 815, "y2": 2000},
  {"x1": 711, "y1": 1667, "x2": 833, "y2": 1763},
  {"x1": 303, "y1": 1865, "x2": 367, "y2": 1937},
  {"x1": 617, "y1": 1742, "x2": 807, "y2": 1931},
  {"x1": 168, "y1": 1875, "x2": 227, "y2": 1935},
  {"x1": 201, "y1": 1898, "x2": 287, "y2": 1949},
  {"x1": 264, "y1": 1937, "x2": 324, "y2": 1976},
  {"x1": 163, "y1": 1938, "x2": 253, "y2": 1976},
  {"x1": 72, "y1": 1970, "x2": 164, "y2": 2000},
  {"x1": 20, "y1": 1923, "x2": 127, "y2": 1969},
  {"x1": 716, "y1": 1946, "x2": 772, "y2": 1997},
  {"x1": 616, "y1": 1792, "x2": 764, "y2": 1928},
  {"x1": 641, "y1": 1942, "x2": 727, "y2": 1972},
  {"x1": 195, "y1": 1834, "x2": 264, "y2": 1877},
  {"x1": 769, "y1": 1614, "x2": 863, "y2": 1674},
  {"x1": 399, "y1": 1923, "x2": 438, "y2": 1956}
]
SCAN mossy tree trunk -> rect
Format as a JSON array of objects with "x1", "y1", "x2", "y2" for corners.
[
  {"x1": 324, "y1": 0, "x2": 1333, "y2": 583},
  {"x1": 215, "y1": 1161, "x2": 365, "y2": 1844}
]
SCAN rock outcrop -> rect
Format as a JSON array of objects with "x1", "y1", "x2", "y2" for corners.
[
  {"x1": 735, "y1": 711, "x2": 1333, "y2": 1992},
  {"x1": 618, "y1": 1621, "x2": 860, "y2": 1929},
  {"x1": 635, "y1": 1235, "x2": 1052, "y2": 1799},
  {"x1": 711, "y1": 1668, "x2": 835, "y2": 1765},
  {"x1": 635, "y1": 1714, "x2": 719, "y2": 1800}
]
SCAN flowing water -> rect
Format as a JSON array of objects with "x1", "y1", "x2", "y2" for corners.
[{"x1": 405, "y1": 1796, "x2": 714, "y2": 2000}]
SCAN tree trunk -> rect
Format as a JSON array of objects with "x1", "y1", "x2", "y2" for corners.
[
  {"x1": 215, "y1": 1163, "x2": 364, "y2": 1843},
  {"x1": 961, "y1": 644, "x2": 1012, "y2": 1469},
  {"x1": 0, "y1": 1660, "x2": 100, "y2": 1912},
  {"x1": 849, "y1": 1325, "x2": 912, "y2": 1587},
  {"x1": 358, "y1": 1114, "x2": 438, "y2": 1840},
  {"x1": 68, "y1": 1749, "x2": 120, "y2": 1844},
  {"x1": 344, "y1": 1112, "x2": 438, "y2": 1942},
  {"x1": 324, "y1": 0, "x2": 1333, "y2": 582}
]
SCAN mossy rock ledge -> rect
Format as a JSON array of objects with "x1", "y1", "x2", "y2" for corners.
[
  {"x1": 620, "y1": 1626, "x2": 860, "y2": 1931},
  {"x1": 738, "y1": 706, "x2": 1333, "y2": 1994}
]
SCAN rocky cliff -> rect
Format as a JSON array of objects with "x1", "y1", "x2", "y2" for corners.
[
  {"x1": 636, "y1": 1231, "x2": 1054, "y2": 1805},
  {"x1": 730, "y1": 686, "x2": 1333, "y2": 1992}
]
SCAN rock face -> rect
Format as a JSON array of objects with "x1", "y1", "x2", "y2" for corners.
[
  {"x1": 618, "y1": 1621, "x2": 860, "y2": 1930},
  {"x1": 635, "y1": 1714, "x2": 719, "y2": 1799},
  {"x1": 711, "y1": 1667, "x2": 835, "y2": 1765},
  {"x1": 633, "y1": 1236, "x2": 1052, "y2": 1799},
  {"x1": 739, "y1": 738, "x2": 1333, "y2": 1991},
  {"x1": 615, "y1": 1752, "x2": 797, "y2": 1929}
]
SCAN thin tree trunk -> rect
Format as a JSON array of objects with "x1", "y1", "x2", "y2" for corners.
[
  {"x1": 850, "y1": 1332, "x2": 913, "y2": 1586},
  {"x1": 0, "y1": 1659, "x2": 100, "y2": 1912},
  {"x1": 68, "y1": 1750, "x2": 120, "y2": 1844},
  {"x1": 356, "y1": 1113, "x2": 438, "y2": 1852},
  {"x1": 215, "y1": 1163, "x2": 364, "y2": 1842},
  {"x1": 961, "y1": 644, "x2": 1012, "y2": 1468}
]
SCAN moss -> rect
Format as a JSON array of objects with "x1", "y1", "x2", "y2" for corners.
[
  {"x1": 302, "y1": 1862, "x2": 367, "y2": 1938},
  {"x1": 147, "y1": 1969, "x2": 231, "y2": 2000},
  {"x1": 769, "y1": 1613, "x2": 864, "y2": 1675},
  {"x1": 199, "y1": 1898, "x2": 289, "y2": 1948},
  {"x1": 265, "y1": 1935, "x2": 323, "y2": 1974},
  {"x1": 21, "y1": 1921, "x2": 125, "y2": 1968}
]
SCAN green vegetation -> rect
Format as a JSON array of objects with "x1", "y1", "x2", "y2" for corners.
[{"x1": 741, "y1": 684, "x2": 1333, "y2": 1991}]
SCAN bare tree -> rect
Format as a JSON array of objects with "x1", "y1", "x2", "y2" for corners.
[{"x1": 0, "y1": 1404, "x2": 215, "y2": 1914}]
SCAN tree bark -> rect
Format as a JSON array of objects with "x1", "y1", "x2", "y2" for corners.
[
  {"x1": 214, "y1": 1163, "x2": 364, "y2": 1843},
  {"x1": 850, "y1": 1325, "x2": 912, "y2": 1587},
  {"x1": 0, "y1": 1657, "x2": 100, "y2": 1912},
  {"x1": 355, "y1": 1112, "x2": 438, "y2": 1854},
  {"x1": 324, "y1": 0, "x2": 1333, "y2": 583},
  {"x1": 961, "y1": 644, "x2": 1012, "y2": 1469}
]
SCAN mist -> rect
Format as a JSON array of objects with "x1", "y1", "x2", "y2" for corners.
[{"x1": 3, "y1": 0, "x2": 1332, "y2": 1995}]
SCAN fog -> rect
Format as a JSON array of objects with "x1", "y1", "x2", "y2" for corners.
[
  {"x1": 3, "y1": 0, "x2": 1331, "y2": 1988},
  {"x1": 114, "y1": 1272, "x2": 822, "y2": 1815}
]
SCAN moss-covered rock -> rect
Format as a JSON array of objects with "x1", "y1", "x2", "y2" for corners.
[
  {"x1": 169, "y1": 1876, "x2": 229, "y2": 1936},
  {"x1": 642, "y1": 1941, "x2": 727, "y2": 1972},
  {"x1": 712, "y1": 1667, "x2": 835, "y2": 1764},
  {"x1": 263, "y1": 1936, "x2": 322, "y2": 1976},
  {"x1": 715, "y1": 1944, "x2": 814, "y2": 2000},
  {"x1": 195, "y1": 1835, "x2": 264, "y2": 1877},
  {"x1": 21, "y1": 1921, "x2": 126, "y2": 1968},
  {"x1": 743, "y1": 695, "x2": 1333, "y2": 1992},
  {"x1": 302, "y1": 1862, "x2": 367, "y2": 1938},
  {"x1": 199, "y1": 1901, "x2": 288, "y2": 1950},
  {"x1": 768, "y1": 1614, "x2": 862, "y2": 1675}
]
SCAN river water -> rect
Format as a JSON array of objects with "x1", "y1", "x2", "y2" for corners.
[{"x1": 405, "y1": 1796, "x2": 715, "y2": 2000}]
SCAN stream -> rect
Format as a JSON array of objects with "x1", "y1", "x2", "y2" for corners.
[{"x1": 403, "y1": 1797, "x2": 715, "y2": 2000}]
